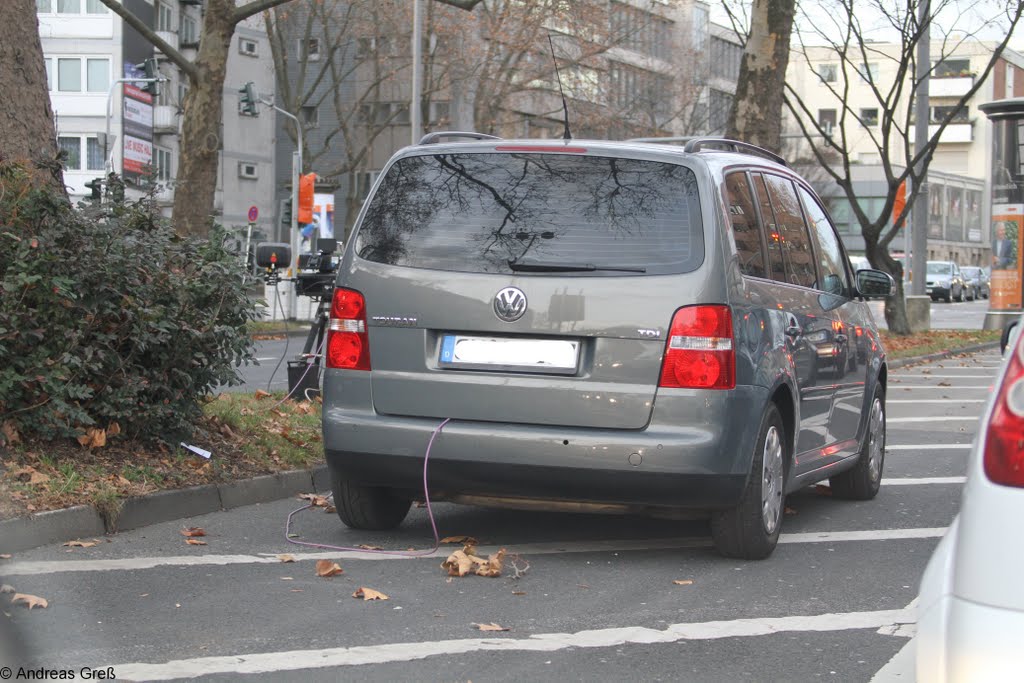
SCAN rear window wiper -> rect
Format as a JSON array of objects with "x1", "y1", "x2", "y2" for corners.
[{"x1": 507, "y1": 260, "x2": 647, "y2": 273}]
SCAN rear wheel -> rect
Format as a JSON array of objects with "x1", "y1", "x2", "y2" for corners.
[
  {"x1": 830, "y1": 385, "x2": 885, "y2": 499},
  {"x1": 711, "y1": 403, "x2": 786, "y2": 560},
  {"x1": 330, "y1": 468, "x2": 411, "y2": 530}
]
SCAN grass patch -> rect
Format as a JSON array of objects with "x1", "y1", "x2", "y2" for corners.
[
  {"x1": 880, "y1": 329, "x2": 1000, "y2": 359},
  {"x1": 0, "y1": 393, "x2": 323, "y2": 520},
  {"x1": 246, "y1": 319, "x2": 303, "y2": 336}
]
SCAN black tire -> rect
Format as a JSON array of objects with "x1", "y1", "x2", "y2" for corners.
[
  {"x1": 711, "y1": 403, "x2": 786, "y2": 560},
  {"x1": 944, "y1": 291, "x2": 952, "y2": 303},
  {"x1": 955, "y1": 287, "x2": 964, "y2": 302},
  {"x1": 330, "y1": 468, "x2": 411, "y2": 530},
  {"x1": 830, "y1": 385, "x2": 885, "y2": 500}
]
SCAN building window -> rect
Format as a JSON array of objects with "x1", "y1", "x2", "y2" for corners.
[
  {"x1": 709, "y1": 89, "x2": 733, "y2": 134},
  {"x1": 356, "y1": 170, "x2": 380, "y2": 199},
  {"x1": 860, "y1": 108, "x2": 879, "y2": 126},
  {"x1": 59, "y1": 136, "x2": 103, "y2": 171},
  {"x1": 156, "y1": 2, "x2": 173, "y2": 32},
  {"x1": 301, "y1": 105, "x2": 319, "y2": 128},
  {"x1": 154, "y1": 147, "x2": 172, "y2": 182},
  {"x1": 85, "y1": 0, "x2": 106, "y2": 12},
  {"x1": 43, "y1": 58, "x2": 53, "y2": 90},
  {"x1": 303, "y1": 38, "x2": 321, "y2": 61},
  {"x1": 818, "y1": 108, "x2": 837, "y2": 134},
  {"x1": 709, "y1": 35, "x2": 742, "y2": 81},
  {"x1": 239, "y1": 38, "x2": 258, "y2": 57},
  {"x1": 932, "y1": 105, "x2": 969, "y2": 123},
  {"x1": 857, "y1": 62, "x2": 879, "y2": 83},
  {"x1": 54, "y1": 56, "x2": 110, "y2": 93},
  {"x1": 934, "y1": 58, "x2": 971, "y2": 78},
  {"x1": 39, "y1": 0, "x2": 107, "y2": 13},
  {"x1": 610, "y1": 1, "x2": 674, "y2": 61},
  {"x1": 181, "y1": 16, "x2": 198, "y2": 46},
  {"x1": 608, "y1": 61, "x2": 672, "y2": 120},
  {"x1": 238, "y1": 162, "x2": 258, "y2": 180},
  {"x1": 818, "y1": 63, "x2": 837, "y2": 83},
  {"x1": 57, "y1": 0, "x2": 79, "y2": 12}
]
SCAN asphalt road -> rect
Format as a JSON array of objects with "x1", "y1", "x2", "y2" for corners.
[
  {"x1": 2, "y1": 349, "x2": 999, "y2": 682},
  {"x1": 867, "y1": 295, "x2": 990, "y2": 330}
]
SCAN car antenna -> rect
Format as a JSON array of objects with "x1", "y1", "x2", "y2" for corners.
[{"x1": 547, "y1": 34, "x2": 572, "y2": 141}]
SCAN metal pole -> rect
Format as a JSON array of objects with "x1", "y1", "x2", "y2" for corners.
[
  {"x1": 104, "y1": 77, "x2": 161, "y2": 174},
  {"x1": 260, "y1": 97, "x2": 303, "y2": 318},
  {"x1": 911, "y1": 0, "x2": 931, "y2": 297},
  {"x1": 411, "y1": 0, "x2": 423, "y2": 145}
]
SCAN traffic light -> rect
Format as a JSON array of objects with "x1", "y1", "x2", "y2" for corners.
[
  {"x1": 84, "y1": 177, "x2": 103, "y2": 200},
  {"x1": 281, "y1": 198, "x2": 293, "y2": 227},
  {"x1": 135, "y1": 58, "x2": 160, "y2": 96},
  {"x1": 239, "y1": 82, "x2": 258, "y2": 116}
]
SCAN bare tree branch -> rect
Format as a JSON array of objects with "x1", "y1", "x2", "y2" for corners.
[{"x1": 97, "y1": 0, "x2": 197, "y2": 80}]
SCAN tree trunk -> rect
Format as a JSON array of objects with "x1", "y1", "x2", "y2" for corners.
[
  {"x1": 171, "y1": 3, "x2": 234, "y2": 237},
  {"x1": 726, "y1": 0, "x2": 796, "y2": 152},
  {"x1": 865, "y1": 231, "x2": 912, "y2": 334},
  {"x1": 0, "y1": 0, "x2": 63, "y2": 191}
]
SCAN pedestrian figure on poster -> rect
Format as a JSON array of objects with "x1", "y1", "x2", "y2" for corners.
[{"x1": 992, "y1": 221, "x2": 1016, "y2": 270}]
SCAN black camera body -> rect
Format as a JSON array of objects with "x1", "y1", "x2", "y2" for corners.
[
  {"x1": 296, "y1": 238, "x2": 338, "y2": 298},
  {"x1": 255, "y1": 242, "x2": 292, "y2": 270}
]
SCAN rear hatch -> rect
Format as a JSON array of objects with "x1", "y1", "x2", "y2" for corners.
[{"x1": 345, "y1": 148, "x2": 709, "y2": 430}]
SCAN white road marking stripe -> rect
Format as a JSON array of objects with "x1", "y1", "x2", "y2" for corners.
[
  {"x1": 113, "y1": 606, "x2": 917, "y2": 681},
  {"x1": 888, "y1": 416, "x2": 977, "y2": 423},
  {"x1": 0, "y1": 528, "x2": 947, "y2": 577},
  {"x1": 888, "y1": 385, "x2": 991, "y2": 389},
  {"x1": 886, "y1": 444, "x2": 971, "y2": 450},
  {"x1": 881, "y1": 477, "x2": 965, "y2": 486},
  {"x1": 255, "y1": 357, "x2": 278, "y2": 361},
  {"x1": 892, "y1": 374, "x2": 995, "y2": 379},
  {"x1": 887, "y1": 399, "x2": 986, "y2": 403}
]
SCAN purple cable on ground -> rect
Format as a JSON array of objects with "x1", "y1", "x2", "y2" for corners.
[{"x1": 283, "y1": 418, "x2": 451, "y2": 557}]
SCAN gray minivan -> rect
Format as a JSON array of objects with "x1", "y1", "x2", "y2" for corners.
[{"x1": 322, "y1": 135, "x2": 894, "y2": 559}]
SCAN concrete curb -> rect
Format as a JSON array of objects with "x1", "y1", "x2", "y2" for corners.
[
  {"x1": 888, "y1": 341, "x2": 1000, "y2": 369},
  {"x1": 0, "y1": 464, "x2": 328, "y2": 554}
]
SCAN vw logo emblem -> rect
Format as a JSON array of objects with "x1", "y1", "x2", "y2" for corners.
[{"x1": 493, "y1": 286, "x2": 527, "y2": 322}]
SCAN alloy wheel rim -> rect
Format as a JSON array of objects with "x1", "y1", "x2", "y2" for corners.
[
  {"x1": 867, "y1": 398, "x2": 884, "y2": 482},
  {"x1": 761, "y1": 425, "x2": 783, "y2": 534}
]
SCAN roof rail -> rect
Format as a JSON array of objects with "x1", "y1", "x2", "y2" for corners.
[
  {"x1": 682, "y1": 137, "x2": 788, "y2": 167},
  {"x1": 418, "y1": 131, "x2": 502, "y2": 145},
  {"x1": 625, "y1": 136, "x2": 699, "y2": 145}
]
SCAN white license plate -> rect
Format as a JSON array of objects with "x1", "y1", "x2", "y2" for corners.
[{"x1": 439, "y1": 335, "x2": 580, "y2": 374}]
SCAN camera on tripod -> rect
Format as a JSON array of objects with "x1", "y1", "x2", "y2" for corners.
[{"x1": 295, "y1": 238, "x2": 338, "y2": 299}]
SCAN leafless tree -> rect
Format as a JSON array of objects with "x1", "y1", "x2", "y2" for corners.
[{"x1": 784, "y1": 0, "x2": 1024, "y2": 333}]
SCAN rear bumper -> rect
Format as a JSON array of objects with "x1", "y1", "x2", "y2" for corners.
[{"x1": 322, "y1": 370, "x2": 768, "y2": 510}]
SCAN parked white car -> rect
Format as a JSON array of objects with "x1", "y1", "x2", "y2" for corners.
[{"x1": 916, "y1": 317, "x2": 1024, "y2": 681}]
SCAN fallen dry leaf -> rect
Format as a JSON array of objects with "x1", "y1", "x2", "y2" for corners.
[
  {"x1": 185, "y1": 539, "x2": 207, "y2": 546},
  {"x1": 938, "y1": 381, "x2": 952, "y2": 387},
  {"x1": 1, "y1": 421, "x2": 20, "y2": 445},
  {"x1": 441, "y1": 535, "x2": 479, "y2": 545},
  {"x1": 180, "y1": 527, "x2": 206, "y2": 537},
  {"x1": 357, "y1": 545, "x2": 383, "y2": 551},
  {"x1": 0, "y1": 584, "x2": 14, "y2": 594},
  {"x1": 28, "y1": 470, "x2": 50, "y2": 485},
  {"x1": 76, "y1": 427, "x2": 107, "y2": 449},
  {"x1": 315, "y1": 560, "x2": 344, "y2": 577},
  {"x1": 107, "y1": 422, "x2": 121, "y2": 436},
  {"x1": 352, "y1": 587, "x2": 389, "y2": 601},
  {"x1": 63, "y1": 539, "x2": 98, "y2": 548},
  {"x1": 0, "y1": 554, "x2": 10, "y2": 560},
  {"x1": 11, "y1": 593, "x2": 48, "y2": 609},
  {"x1": 473, "y1": 622, "x2": 509, "y2": 632},
  {"x1": 441, "y1": 550, "x2": 475, "y2": 577},
  {"x1": 784, "y1": 506, "x2": 798, "y2": 515},
  {"x1": 512, "y1": 591, "x2": 526, "y2": 596},
  {"x1": 116, "y1": 475, "x2": 132, "y2": 487},
  {"x1": 814, "y1": 484, "x2": 833, "y2": 497},
  {"x1": 277, "y1": 554, "x2": 296, "y2": 563},
  {"x1": 673, "y1": 579, "x2": 694, "y2": 586},
  {"x1": 474, "y1": 548, "x2": 506, "y2": 578},
  {"x1": 254, "y1": 389, "x2": 272, "y2": 399},
  {"x1": 299, "y1": 493, "x2": 331, "y2": 508}
]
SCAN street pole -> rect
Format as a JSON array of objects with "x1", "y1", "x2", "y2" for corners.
[
  {"x1": 911, "y1": 0, "x2": 930, "y2": 298},
  {"x1": 260, "y1": 96, "x2": 303, "y2": 319},
  {"x1": 104, "y1": 77, "x2": 162, "y2": 175},
  {"x1": 411, "y1": 0, "x2": 423, "y2": 145}
]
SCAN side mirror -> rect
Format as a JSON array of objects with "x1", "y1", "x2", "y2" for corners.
[{"x1": 856, "y1": 269, "x2": 896, "y2": 299}]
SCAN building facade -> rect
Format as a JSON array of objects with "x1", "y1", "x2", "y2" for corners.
[
  {"x1": 37, "y1": 0, "x2": 278, "y2": 244},
  {"x1": 786, "y1": 39, "x2": 1024, "y2": 264}
]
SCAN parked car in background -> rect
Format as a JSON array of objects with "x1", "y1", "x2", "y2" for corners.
[
  {"x1": 961, "y1": 266, "x2": 988, "y2": 300},
  {"x1": 917, "y1": 314, "x2": 1024, "y2": 681},
  {"x1": 926, "y1": 261, "x2": 966, "y2": 302},
  {"x1": 322, "y1": 133, "x2": 895, "y2": 560}
]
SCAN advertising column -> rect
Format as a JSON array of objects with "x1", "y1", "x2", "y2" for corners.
[
  {"x1": 122, "y1": 62, "x2": 153, "y2": 187},
  {"x1": 980, "y1": 98, "x2": 1024, "y2": 330}
]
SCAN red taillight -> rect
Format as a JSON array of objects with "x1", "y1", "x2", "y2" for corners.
[
  {"x1": 326, "y1": 288, "x2": 370, "y2": 370},
  {"x1": 658, "y1": 305, "x2": 735, "y2": 390},
  {"x1": 984, "y1": 336, "x2": 1024, "y2": 487}
]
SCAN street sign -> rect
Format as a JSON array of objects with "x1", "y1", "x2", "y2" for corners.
[{"x1": 248, "y1": 205, "x2": 259, "y2": 223}]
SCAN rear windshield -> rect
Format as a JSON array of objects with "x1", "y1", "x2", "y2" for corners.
[{"x1": 354, "y1": 152, "x2": 704, "y2": 276}]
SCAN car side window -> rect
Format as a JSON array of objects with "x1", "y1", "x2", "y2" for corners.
[
  {"x1": 759, "y1": 173, "x2": 818, "y2": 288},
  {"x1": 751, "y1": 173, "x2": 787, "y2": 282},
  {"x1": 798, "y1": 185, "x2": 851, "y2": 297},
  {"x1": 724, "y1": 172, "x2": 767, "y2": 278}
]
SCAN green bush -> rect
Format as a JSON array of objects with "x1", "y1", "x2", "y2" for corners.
[{"x1": 0, "y1": 161, "x2": 257, "y2": 442}]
